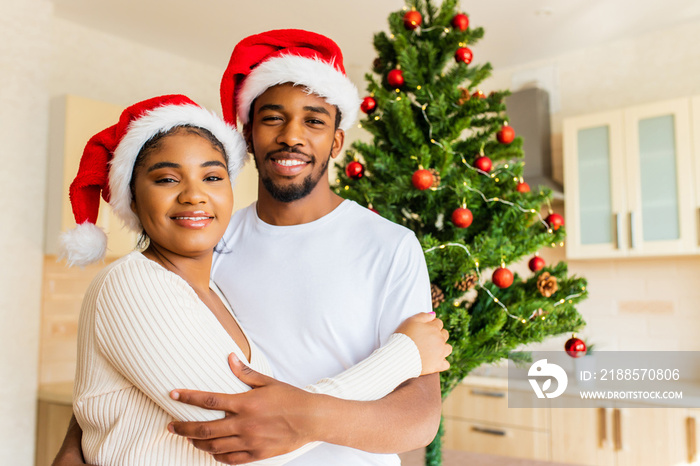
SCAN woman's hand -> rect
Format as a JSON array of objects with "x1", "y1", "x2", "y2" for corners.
[{"x1": 396, "y1": 312, "x2": 451, "y2": 375}]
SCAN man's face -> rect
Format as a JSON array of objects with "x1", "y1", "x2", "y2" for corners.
[{"x1": 247, "y1": 83, "x2": 344, "y2": 203}]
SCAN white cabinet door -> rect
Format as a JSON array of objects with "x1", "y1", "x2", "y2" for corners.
[
  {"x1": 622, "y1": 98, "x2": 695, "y2": 256},
  {"x1": 564, "y1": 110, "x2": 627, "y2": 259},
  {"x1": 563, "y1": 98, "x2": 697, "y2": 259},
  {"x1": 691, "y1": 96, "x2": 700, "y2": 254}
]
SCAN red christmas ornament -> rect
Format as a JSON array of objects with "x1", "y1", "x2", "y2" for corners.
[
  {"x1": 528, "y1": 256, "x2": 545, "y2": 272},
  {"x1": 492, "y1": 267, "x2": 514, "y2": 289},
  {"x1": 455, "y1": 47, "x2": 473, "y2": 64},
  {"x1": 387, "y1": 69, "x2": 405, "y2": 88},
  {"x1": 360, "y1": 96, "x2": 377, "y2": 114},
  {"x1": 474, "y1": 155, "x2": 492, "y2": 172},
  {"x1": 345, "y1": 161, "x2": 364, "y2": 180},
  {"x1": 411, "y1": 169, "x2": 434, "y2": 190},
  {"x1": 516, "y1": 181, "x2": 531, "y2": 193},
  {"x1": 565, "y1": 335, "x2": 587, "y2": 358},
  {"x1": 546, "y1": 213, "x2": 565, "y2": 231},
  {"x1": 451, "y1": 13, "x2": 470, "y2": 31},
  {"x1": 403, "y1": 9, "x2": 423, "y2": 30},
  {"x1": 451, "y1": 207, "x2": 473, "y2": 228},
  {"x1": 497, "y1": 125, "x2": 515, "y2": 144},
  {"x1": 472, "y1": 90, "x2": 486, "y2": 99}
]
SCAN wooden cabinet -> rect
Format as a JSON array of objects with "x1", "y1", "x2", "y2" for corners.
[
  {"x1": 550, "y1": 403, "x2": 685, "y2": 466},
  {"x1": 442, "y1": 378, "x2": 691, "y2": 465},
  {"x1": 563, "y1": 97, "x2": 697, "y2": 259},
  {"x1": 442, "y1": 381, "x2": 551, "y2": 461},
  {"x1": 35, "y1": 383, "x2": 73, "y2": 466}
]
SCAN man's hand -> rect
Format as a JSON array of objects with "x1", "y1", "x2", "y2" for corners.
[{"x1": 168, "y1": 353, "x2": 323, "y2": 465}]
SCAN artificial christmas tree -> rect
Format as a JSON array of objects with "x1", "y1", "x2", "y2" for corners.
[{"x1": 333, "y1": 1, "x2": 588, "y2": 464}]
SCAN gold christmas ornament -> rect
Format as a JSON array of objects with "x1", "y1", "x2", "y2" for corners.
[{"x1": 536, "y1": 272, "x2": 558, "y2": 298}]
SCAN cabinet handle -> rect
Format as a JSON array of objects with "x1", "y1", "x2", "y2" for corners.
[
  {"x1": 613, "y1": 408, "x2": 623, "y2": 451},
  {"x1": 615, "y1": 213, "x2": 622, "y2": 249},
  {"x1": 472, "y1": 426, "x2": 507, "y2": 436},
  {"x1": 598, "y1": 407, "x2": 607, "y2": 448},
  {"x1": 688, "y1": 416, "x2": 698, "y2": 463},
  {"x1": 470, "y1": 389, "x2": 505, "y2": 398},
  {"x1": 630, "y1": 212, "x2": 638, "y2": 249}
]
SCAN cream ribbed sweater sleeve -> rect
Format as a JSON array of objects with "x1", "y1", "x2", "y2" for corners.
[{"x1": 91, "y1": 256, "x2": 420, "y2": 465}]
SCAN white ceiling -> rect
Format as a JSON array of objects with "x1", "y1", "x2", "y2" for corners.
[{"x1": 52, "y1": 0, "x2": 700, "y2": 76}]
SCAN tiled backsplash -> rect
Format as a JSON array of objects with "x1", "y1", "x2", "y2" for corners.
[{"x1": 39, "y1": 256, "x2": 114, "y2": 384}]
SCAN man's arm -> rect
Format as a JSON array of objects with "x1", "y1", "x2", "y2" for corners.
[
  {"x1": 51, "y1": 414, "x2": 92, "y2": 466},
  {"x1": 169, "y1": 355, "x2": 442, "y2": 465}
]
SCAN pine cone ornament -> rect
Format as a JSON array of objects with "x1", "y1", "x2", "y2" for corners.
[
  {"x1": 428, "y1": 169, "x2": 441, "y2": 188},
  {"x1": 431, "y1": 284, "x2": 445, "y2": 309},
  {"x1": 457, "y1": 87, "x2": 470, "y2": 105},
  {"x1": 536, "y1": 272, "x2": 559, "y2": 298},
  {"x1": 454, "y1": 273, "x2": 477, "y2": 292}
]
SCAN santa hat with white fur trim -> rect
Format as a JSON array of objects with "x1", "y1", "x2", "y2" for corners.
[
  {"x1": 60, "y1": 94, "x2": 247, "y2": 267},
  {"x1": 220, "y1": 29, "x2": 361, "y2": 131}
]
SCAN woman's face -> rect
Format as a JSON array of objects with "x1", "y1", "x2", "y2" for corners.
[{"x1": 130, "y1": 130, "x2": 233, "y2": 260}]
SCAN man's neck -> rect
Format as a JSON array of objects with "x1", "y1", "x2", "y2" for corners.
[{"x1": 256, "y1": 185, "x2": 344, "y2": 226}]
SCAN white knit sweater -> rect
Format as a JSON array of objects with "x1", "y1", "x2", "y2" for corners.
[{"x1": 74, "y1": 252, "x2": 421, "y2": 466}]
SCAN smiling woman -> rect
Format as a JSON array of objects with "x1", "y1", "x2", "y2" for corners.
[{"x1": 55, "y1": 94, "x2": 451, "y2": 466}]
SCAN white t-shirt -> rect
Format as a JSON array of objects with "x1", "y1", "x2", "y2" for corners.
[
  {"x1": 212, "y1": 200, "x2": 432, "y2": 465},
  {"x1": 74, "y1": 252, "x2": 422, "y2": 466}
]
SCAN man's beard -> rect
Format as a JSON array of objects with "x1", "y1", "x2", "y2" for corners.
[{"x1": 257, "y1": 150, "x2": 331, "y2": 203}]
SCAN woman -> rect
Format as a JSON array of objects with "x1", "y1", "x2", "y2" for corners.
[{"x1": 60, "y1": 95, "x2": 451, "y2": 465}]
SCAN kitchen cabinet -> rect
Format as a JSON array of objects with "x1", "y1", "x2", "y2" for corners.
[
  {"x1": 683, "y1": 409, "x2": 700, "y2": 464},
  {"x1": 35, "y1": 383, "x2": 73, "y2": 466},
  {"x1": 45, "y1": 95, "x2": 137, "y2": 259},
  {"x1": 563, "y1": 97, "x2": 697, "y2": 259},
  {"x1": 442, "y1": 380, "x2": 551, "y2": 461},
  {"x1": 550, "y1": 402, "x2": 685, "y2": 466}
]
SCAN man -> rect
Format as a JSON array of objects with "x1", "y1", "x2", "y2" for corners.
[{"x1": 54, "y1": 29, "x2": 441, "y2": 466}]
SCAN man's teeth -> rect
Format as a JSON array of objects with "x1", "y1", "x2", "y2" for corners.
[{"x1": 275, "y1": 159, "x2": 305, "y2": 166}]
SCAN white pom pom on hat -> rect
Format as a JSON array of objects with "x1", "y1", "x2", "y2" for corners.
[
  {"x1": 59, "y1": 94, "x2": 248, "y2": 267},
  {"x1": 220, "y1": 28, "x2": 361, "y2": 132}
]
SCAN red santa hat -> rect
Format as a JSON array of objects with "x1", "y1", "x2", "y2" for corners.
[
  {"x1": 60, "y1": 94, "x2": 247, "y2": 266},
  {"x1": 220, "y1": 28, "x2": 360, "y2": 132}
]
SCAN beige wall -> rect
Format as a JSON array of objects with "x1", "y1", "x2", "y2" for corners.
[
  {"x1": 0, "y1": 1, "x2": 52, "y2": 465},
  {"x1": 485, "y1": 17, "x2": 700, "y2": 352}
]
